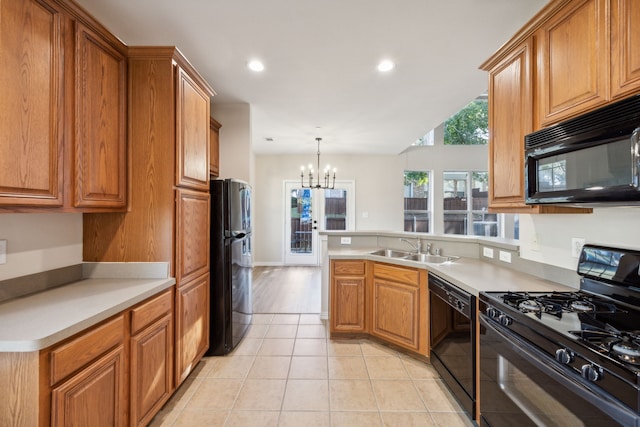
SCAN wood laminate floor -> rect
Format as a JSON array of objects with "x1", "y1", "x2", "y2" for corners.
[{"x1": 252, "y1": 266, "x2": 321, "y2": 314}]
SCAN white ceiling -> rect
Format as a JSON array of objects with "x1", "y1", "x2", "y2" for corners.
[{"x1": 75, "y1": 0, "x2": 547, "y2": 155}]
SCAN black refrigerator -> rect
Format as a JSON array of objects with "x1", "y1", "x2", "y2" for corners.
[{"x1": 207, "y1": 179, "x2": 253, "y2": 355}]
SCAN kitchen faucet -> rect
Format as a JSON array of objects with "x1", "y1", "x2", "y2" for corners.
[{"x1": 400, "y1": 238, "x2": 422, "y2": 253}]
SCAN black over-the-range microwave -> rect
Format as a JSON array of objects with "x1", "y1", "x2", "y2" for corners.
[{"x1": 525, "y1": 94, "x2": 640, "y2": 205}]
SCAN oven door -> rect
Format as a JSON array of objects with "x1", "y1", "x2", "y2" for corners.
[{"x1": 479, "y1": 314, "x2": 640, "y2": 427}]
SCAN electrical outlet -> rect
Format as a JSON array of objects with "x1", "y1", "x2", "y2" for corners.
[
  {"x1": 499, "y1": 250, "x2": 512, "y2": 263},
  {"x1": 483, "y1": 247, "x2": 494, "y2": 258},
  {"x1": 340, "y1": 237, "x2": 351, "y2": 245},
  {"x1": 0, "y1": 239, "x2": 6, "y2": 265},
  {"x1": 571, "y1": 237, "x2": 585, "y2": 258}
]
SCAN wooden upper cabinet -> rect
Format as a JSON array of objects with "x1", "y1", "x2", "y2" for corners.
[
  {"x1": 176, "y1": 66, "x2": 210, "y2": 191},
  {"x1": 487, "y1": 40, "x2": 534, "y2": 210},
  {"x1": 536, "y1": 0, "x2": 608, "y2": 127},
  {"x1": 0, "y1": 0, "x2": 64, "y2": 206},
  {"x1": 611, "y1": 0, "x2": 640, "y2": 99},
  {"x1": 210, "y1": 117, "x2": 221, "y2": 177},
  {"x1": 74, "y1": 22, "x2": 127, "y2": 209}
]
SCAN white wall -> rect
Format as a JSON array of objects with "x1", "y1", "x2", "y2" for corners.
[
  {"x1": 0, "y1": 213, "x2": 82, "y2": 281},
  {"x1": 520, "y1": 208, "x2": 640, "y2": 270},
  {"x1": 212, "y1": 102, "x2": 254, "y2": 185},
  {"x1": 253, "y1": 138, "x2": 490, "y2": 264}
]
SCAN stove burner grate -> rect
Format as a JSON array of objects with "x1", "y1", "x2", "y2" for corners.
[{"x1": 570, "y1": 325, "x2": 640, "y2": 366}]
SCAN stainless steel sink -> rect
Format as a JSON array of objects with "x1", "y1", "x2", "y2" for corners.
[
  {"x1": 404, "y1": 253, "x2": 459, "y2": 264},
  {"x1": 369, "y1": 249, "x2": 412, "y2": 258},
  {"x1": 369, "y1": 249, "x2": 459, "y2": 264}
]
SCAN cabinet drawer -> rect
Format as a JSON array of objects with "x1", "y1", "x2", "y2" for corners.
[
  {"x1": 131, "y1": 289, "x2": 173, "y2": 335},
  {"x1": 333, "y1": 260, "x2": 366, "y2": 276},
  {"x1": 373, "y1": 263, "x2": 420, "y2": 286},
  {"x1": 50, "y1": 315, "x2": 125, "y2": 385}
]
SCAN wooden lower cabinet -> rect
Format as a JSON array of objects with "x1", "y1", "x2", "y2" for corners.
[
  {"x1": 330, "y1": 260, "x2": 428, "y2": 356},
  {"x1": 0, "y1": 289, "x2": 175, "y2": 426},
  {"x1": 130, "y1": 290, "x2": 174, "y2": 427},
  {"x1": 176, "y1": 275, "x2": 210, "y2": 384},
  {"x1": 51, "y1": 345, "x2": 125, "y2": 427},
  {"x1": 330, "y1": 260, "x2": 367, "y2": 333},
  {"x1": 371, "y1": 263, "x2": 428, "y2": 354}
]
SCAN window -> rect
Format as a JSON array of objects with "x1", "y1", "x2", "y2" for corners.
[
  {"x1": 443, "y1": 96, "x2": 488, "y2": 145},
  {"x1": 412, "y1": 129, "x2": 435, "y2": 147},
  {"x1": 443, "y1": 171, "x2": 498, "y2": 237},
  {"x1": 404, "y1": 170, "x2": 431, "y2": 232},
  {"x1": 324, "y1": 189, "x2": 347, "y2": 230}
]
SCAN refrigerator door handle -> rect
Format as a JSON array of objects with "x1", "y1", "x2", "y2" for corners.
[{"x1": 227, "y1": 231, "x2": 247, "y2": 239}]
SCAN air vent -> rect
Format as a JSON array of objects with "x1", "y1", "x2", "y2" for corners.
[{"x1": 525, "y1": 95, "x2": 640, "y2": 150}]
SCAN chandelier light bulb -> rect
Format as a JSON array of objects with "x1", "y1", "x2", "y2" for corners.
[{"x1": 298, "y1": 137, "x2": 337, "y2": 189}]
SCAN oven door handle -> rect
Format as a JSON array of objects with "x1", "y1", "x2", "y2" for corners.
[{"x1": 480, "y1": 315, "x2": 640, "y2": 427}]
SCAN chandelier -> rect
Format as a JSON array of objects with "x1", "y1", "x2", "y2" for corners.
[{"x1": 300, "y1": 137, "x2": 336, "y2": 189}]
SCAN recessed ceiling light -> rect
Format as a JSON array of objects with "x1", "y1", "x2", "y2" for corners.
[
  {"x1": 247, "y1": 60, "x2": 265, "y2": 72},
  {"x1": 377, "y1": 59, "x2": 395, "y2": 72}
]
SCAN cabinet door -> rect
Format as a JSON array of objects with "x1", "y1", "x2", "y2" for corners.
[
  {"x1": 130, "y1": 314, "x2": 173, "y2": 427},
  {"x1": 176, "y1": 66, "x2": 210, "y2": 191},
  {"x1": 611, "y1": 0, "x2": 640, "y2": 99},
  {"x1": 0, "y1": 0, "x2": 64, "y2": 206},
  {"x1": 210, "y1": 117, "x2": 221, "y2": 177},
  {"x1": 175, "y1": 274, "x2": 210, "y2": 385},
  {"x1": 537, "y1": 0, "x2": 608, "y2": 126},
  {"x1": 331, "y1": 276, "x2": 366, "y2": 333},
  {"x1": 487, "y1": 41, "x2": 533, "y2": 210},
  {"x1": 51, "y1": 345, "x2": 125, "y2": 427},
  {"x1": 372, "y1": 278, "x2": 420, "y2": 351},
  {"x1": 74, "y1": 22, "x2": 127, "y2": 209},
  {"x1": 176, "y1": 189, "x2": 210, "y2": 286}
]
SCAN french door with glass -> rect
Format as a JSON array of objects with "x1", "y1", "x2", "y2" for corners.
[{"x1": 284, "y1": 181, "x2": 354, "y2": 265}]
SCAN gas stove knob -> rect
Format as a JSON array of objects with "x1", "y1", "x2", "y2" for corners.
[
  {"x1": 498, "y1": 314, "x2": 512, "y2": 326},
  {"x1": 486, "y1": 307, "x2": 499, "y2": 318},
  {"x1": 456, "y1": 300, "x2": 464, "y2": 311},
  {"x1": 555, "y1": 348, "x2": 573, "y2": 364},
  {"x1": 581, "y1": 364, "x2": 602, "y2": 382}
]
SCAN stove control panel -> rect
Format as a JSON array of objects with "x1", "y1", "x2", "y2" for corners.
[{"x1": 485, "y1": 305, "x2": 514, "y2": 326}]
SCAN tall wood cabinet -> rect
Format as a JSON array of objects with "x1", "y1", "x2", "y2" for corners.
[
  {"x1": 0, "y1": 0, "x2": 127, "y2": 211},
  {"x1": 83, "y1": 47, "x2": 214, "y2": 387}
]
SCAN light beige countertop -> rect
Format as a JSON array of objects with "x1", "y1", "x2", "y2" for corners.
[
  {"x1": 0, "y1": 263, "x2": 174, "y2": 352},
  {"x1": 329, "y1": 249, "x2": 576, "y2": 296}
]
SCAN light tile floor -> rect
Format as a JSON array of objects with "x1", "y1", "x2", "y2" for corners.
[{"x1": 150, "y1": 314, "x2": 474, "y2": 427}]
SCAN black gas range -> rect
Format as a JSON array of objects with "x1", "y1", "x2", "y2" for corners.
[{"x1": 478, "y1": 245, "x2": 640, "y2": 427}]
